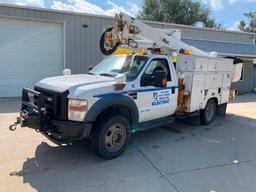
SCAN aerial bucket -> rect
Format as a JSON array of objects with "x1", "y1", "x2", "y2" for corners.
[
  {"x1": 232, "y1": 63, "x2": 243, "y2": 82},
  {"x1": 100, "y1": 27, "x2": 121, "y2": 55},
  {"x1": 224, "y1": 57, "x2": 244, "y2": 82},
  {"x1": 100, "y1": 13, "x2": 140, "y2": 55}
]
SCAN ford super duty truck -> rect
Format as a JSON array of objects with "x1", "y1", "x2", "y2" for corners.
[{"x1": 13, "y1": 13, "x2": 243, "y2": 159}]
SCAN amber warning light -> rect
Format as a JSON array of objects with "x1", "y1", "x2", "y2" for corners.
[{"x1": 180, "y1": 49, "x2": 192, "y2": 55}]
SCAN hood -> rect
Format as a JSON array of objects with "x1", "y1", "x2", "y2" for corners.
[{"x1": 36, "y1": 74, "x2": 115, "y2": 93}]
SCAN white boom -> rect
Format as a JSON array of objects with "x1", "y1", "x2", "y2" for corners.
[{"x1": 100, "y1": 12, "x2": 212, "y2": 57}]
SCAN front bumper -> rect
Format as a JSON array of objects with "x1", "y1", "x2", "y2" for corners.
[
  {"x1": 21, "y1": 115, "x2": 92, "y2": 139},
  {"x1": 20, "y1": 88, "x2": 92, "y2": 141}
]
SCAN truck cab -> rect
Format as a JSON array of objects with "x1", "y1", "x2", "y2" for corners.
[{"x1": 20, "y1": 54, "x2": 179, "y2": 159}]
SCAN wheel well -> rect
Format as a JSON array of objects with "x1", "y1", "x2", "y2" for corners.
[
  {"x1": 209, "y1": 97, "x2": 218, "y2": 106},
  {"x1": 92, "y1": 105, "x2": 132, "y2": 130}
]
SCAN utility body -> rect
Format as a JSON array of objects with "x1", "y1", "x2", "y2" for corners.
[{"x1": 15, "y1": 13, "x2": 243, "y2": 159}]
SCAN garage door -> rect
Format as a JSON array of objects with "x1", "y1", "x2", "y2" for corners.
[{"x1": 0, "y1": 17, "x2": 63, "y2": 97}]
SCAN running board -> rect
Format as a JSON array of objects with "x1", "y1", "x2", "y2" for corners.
[{"x1": 136, "y1": 117, "x2": 175, "y2": 132}]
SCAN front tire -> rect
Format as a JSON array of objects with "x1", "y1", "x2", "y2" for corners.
[
  {"x1": 95, "y1": 116, "x2": 131, "y2": 159},
  {"x1": 200, "y1": 99, "x2": 216, "y2": 125}
]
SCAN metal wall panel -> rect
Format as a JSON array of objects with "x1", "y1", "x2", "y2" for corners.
[
  {"x1": 161, "y1": 25, "x2": 255, "y2": 45},
  {"x1": 0, "y1": 4, "x2": 254, "y2": 81},
  {"x1": 253, "y1": 65, "x2": 256, "y2": 89},
  {"x1": 0, "y1": 5, "x2": 115, "y2": 74}
]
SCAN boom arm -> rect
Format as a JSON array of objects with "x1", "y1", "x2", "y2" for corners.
[{"x1": 100, "y1": 12, "x2": 211, "y2": 57}]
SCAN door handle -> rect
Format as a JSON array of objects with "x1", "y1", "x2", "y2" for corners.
[{"x1": 171, "y1": 87, "x2": 176, "y2": 94}]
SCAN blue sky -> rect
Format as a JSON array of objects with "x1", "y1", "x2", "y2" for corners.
[{"x1": 0, "y1": 0, "x2": 255, "y2": 30}]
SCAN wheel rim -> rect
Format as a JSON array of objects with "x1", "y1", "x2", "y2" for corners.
[
  {"x1": 205, "y1": 102, "x2": 215, "y2": 121},
  {"x1": 104, "y1": 123, "x2": 126, "y2": 153}
]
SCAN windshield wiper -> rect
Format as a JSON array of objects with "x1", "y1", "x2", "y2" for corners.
[
  {"x1": 99, "y1": 73, "x2": 115, "y2": 77},
  {"x1": 88, "y1": 72, "x2": 94, "y2": 75}
]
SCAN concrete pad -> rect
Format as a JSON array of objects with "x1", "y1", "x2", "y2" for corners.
[
  {"x1": 166, "y1": 160, "x2": 256, "y2": 192},
  {"x1": 1, "y1": 94, "x2": 256, "y2": 192},
  {"x1": 1, "y1": 114, "x2": 160, "y2": 192},
  {"x1": 1, "y1": 140, "x2": 160, "y2": 192},
  {"x1": 132, "y1": 111, "x2": 256, "y2": 174},
  {"x1": 85, "y1": 176, "x2": 177, "y2": 192},
  {"x1": 227, "y1": 94, "x2": 256, "y2": 127}
]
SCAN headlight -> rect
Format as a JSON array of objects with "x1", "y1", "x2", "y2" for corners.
[{"x1": 68, "y1": 99, "x2": 88, "y2": 121}]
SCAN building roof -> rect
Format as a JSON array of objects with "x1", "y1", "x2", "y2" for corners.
[{"x1": 183, "y1": 39, "x2": 256, "y2": 57}]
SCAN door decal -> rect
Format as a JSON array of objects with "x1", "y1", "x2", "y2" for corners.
[{"x1": 152, "y1": 90, "x2": 171, "y2": 106}]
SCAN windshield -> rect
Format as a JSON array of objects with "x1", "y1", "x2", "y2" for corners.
[{"x1": 90, "y1": 55, "x2": 149, "y2": 81}]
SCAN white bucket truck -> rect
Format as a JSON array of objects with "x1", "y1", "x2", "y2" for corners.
[{"x1": 14, "y1": 13, "x2": 243, "y2": 159}]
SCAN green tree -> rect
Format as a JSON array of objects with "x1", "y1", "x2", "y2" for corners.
[
  {"x1": 238, "y1": 12, "x2": 256, "y2": 33},
  {"x1": 137, "y1": 0, "x2": 219, "y2": 28}
]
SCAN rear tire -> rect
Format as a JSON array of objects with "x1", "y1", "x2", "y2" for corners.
[
  {"x1": 94, "y1": 116, "x2": 131, "y2": 159},
  {"x1": 200, "y1": 99, "x2": 216, "y2": 125}
]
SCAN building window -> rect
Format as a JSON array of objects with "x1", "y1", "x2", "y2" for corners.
[{"x1": 240, "y1": 66, "x2": 244, "y2": 81}]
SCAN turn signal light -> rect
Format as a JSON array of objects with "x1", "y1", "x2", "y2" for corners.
[{"x1": 69, "y1": 105, "x2": 87, "y2": 111}]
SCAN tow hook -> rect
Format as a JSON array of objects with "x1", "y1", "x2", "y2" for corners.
[{"x1": 9, "y1": 117, "x2": 23, "y2": 131}]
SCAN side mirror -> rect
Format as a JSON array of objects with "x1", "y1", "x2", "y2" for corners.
[
  {"x1": 88, "y1": 66, "x2": 94, "y2": 71},
  {"x1": 63, "y1": 69, "x2": 71, "y2": 75},
  {"x1": 153, "y1": 70, "x2": 167, "y2": 87}
]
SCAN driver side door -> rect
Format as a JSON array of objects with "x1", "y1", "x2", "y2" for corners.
[{"x1": 136, "y1": 58, "x2": 177, "y2": 123}]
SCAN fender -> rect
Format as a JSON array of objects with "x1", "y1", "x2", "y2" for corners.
[{"x1": 85, "y1": 94, "x2": 139, "y2": 126}]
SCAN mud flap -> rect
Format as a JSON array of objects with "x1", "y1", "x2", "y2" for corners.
[{"x1": 216, "y1": 103, "x2": 227, "y2": 117}]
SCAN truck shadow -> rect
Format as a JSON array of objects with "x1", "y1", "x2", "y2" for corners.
[
  {"x1": 7, "y1": 118, "x2": 205, "y2": 191},
  {"x1": 7, "y1": 117, "x2": 212, "y2": 192},
  {"x1": 9, "y1": 140, "x2": 107, "y2": 191}
]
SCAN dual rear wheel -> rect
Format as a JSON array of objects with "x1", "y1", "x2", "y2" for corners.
[{"x1": 200, "y1": 99, "x2": 217, "y2": 125}]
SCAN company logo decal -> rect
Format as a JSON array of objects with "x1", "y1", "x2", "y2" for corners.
[{"x1": 152, "y1": 90, "x2": 170, "y2": 106}]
